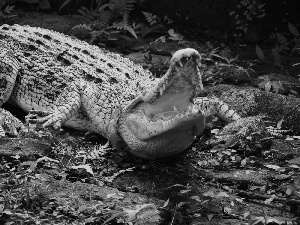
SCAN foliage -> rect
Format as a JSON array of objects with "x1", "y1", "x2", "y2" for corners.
[
  {"x1": 257, "y1": 75, "x2": 284, "y2": 93},
  {"x1": 256, "y1": 23, "x2": 300, "y2": 68},
  {"x1": 62, "y1": 0, "x2": 178, "y2": 44},
  {"x1": 66, "y1": 0, "x2": 139, "y2": 41},
  {"x1": 103, "y1": 203, "x2": 161, "y2": 224},
  {"x1": 229, "y1": 0, "x2": 266, "y2": 38},
  {"x1": 200, "y1": 44, "x2": 255, "y2": 86},
  {"x1": 142, "y1": 11, "x2": 161, "y2": 26},
  {"x1": 0, "y1": 0, "x2": 15, "y2": 19},
  {"x1": 11, "y1": 0, "x2": 51, "y2": 9}
]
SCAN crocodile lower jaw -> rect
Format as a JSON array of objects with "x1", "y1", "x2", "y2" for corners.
[
  {"x1": 119, "y1": 107, "x2": 206, "y2": 158},
  {"x1": 125, "y1": 103, "x2": 204, "y2": 139}
]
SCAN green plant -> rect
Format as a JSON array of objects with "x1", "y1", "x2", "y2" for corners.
[
  {"x1": 103, "y1": 203, "x2": 161, "y2": 224},
  {"x1": 67, "y1": 0, "x2": 139, "y2": 41},
  {"x1": 15, "y1": 0, "x2": 50, "y2": 9},
  {"x1": 142, "y1": 11, "x2": 161, "y2": 26},
  {"x1": 0, "y1": 0, "x2": 15, "y2": 19},
  {"x1": 167, "y1": 183, "x2": 229, "y2": 224},
  {"x1": 69, "y1": 0, "x2": 174, "y2": 45},
  {"x1": 150, "y1": 28, "x2": 186, "y2": 48},
  {"x1": 229, "y1": 0, "x2": 266, "y2": 38},
  {"x1": 256, "y1": 23, "x2": 300, "y2": 67},
  {"x1": 257, "y1": 76, "x2": 284, "y2": 93},
  {"x1": 202, "y1": 45, "x2": 255, "y2": 85}
]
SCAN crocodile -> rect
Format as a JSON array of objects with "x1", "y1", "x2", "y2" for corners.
[{"x1": 0, "y1": 24, "x2": 241, "y2": 159}]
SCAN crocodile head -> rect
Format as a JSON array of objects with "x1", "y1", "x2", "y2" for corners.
[{"x1": 113, "y1": 48, "x2": 205, "y2": 159}]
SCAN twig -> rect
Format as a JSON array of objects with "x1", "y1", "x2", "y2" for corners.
[{"x1": 237, "y1": 190, "x2": 300, "y2": 206}]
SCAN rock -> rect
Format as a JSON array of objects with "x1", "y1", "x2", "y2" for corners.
[
  {"x1": 205, "y1": 84, "x2": 300, "y2": 132},
  {"x1": 0, "y1": 137, "x2": 52, "y2": 159},
  {"x1": 29, "y1": 178, "x2": 163, "y2": 224}
]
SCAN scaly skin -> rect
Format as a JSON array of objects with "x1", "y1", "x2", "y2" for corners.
[{"x1": 0, "y1": 24, "x2": 241, "y2": 158}]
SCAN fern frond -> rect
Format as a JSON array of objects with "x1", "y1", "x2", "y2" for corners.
[
  {"x1": 111, "y1": 21, "x2": 137, "y2": 38},
  {"x1": 109, "y1": 0, "x2": 136, "y2": 24},
  {"x1": 91, "y1": 10, "x2": 112, "y2": 29},
  {"x1": 72, "y1": 23, "x2": 92, "y2": 31},
  {"x1": 142, "y1": 11, "x2": 160, "y2": 25},
  {"x1": 0, "y1": 0, "x2": 6, "y2": 9},
  {"x1": 70, "y1": 24, "x2": 92, "y2": 39}
]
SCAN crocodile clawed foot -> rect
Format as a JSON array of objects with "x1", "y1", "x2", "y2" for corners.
[
  {"x1": 26, "y1": 110, "x2": 63, "y2": 130},
  {"x1": 0, "y1": 108, "x2": 25, "y2": 136}
]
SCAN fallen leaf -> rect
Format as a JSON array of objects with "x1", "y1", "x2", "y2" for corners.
[
  {"x1": 206, "y1": 213, "x2": 214, "y2": 221},
  {"x1": 287, "y1": 156, "x2": 300, "y2": 165},
  {"x1": 162, "y1": 198, "x2": 169, "y2": 208},
  {"x1": 71, "y1": 164, "x2": 94, "y2": 175},
  {"x1": 214, "y1": 192, "x2": 229, "y2": 198},
  {"x1": 265, "y1": 164, "x2": 281, "y2": 170},
  {"x1": 277, "y1": 118, "x2": 284, "y2": 129},
  {"x1": 267, "y1": 216, "x2": 295, "y2": 225},
  {"x1": 223, "y1": 206, "x2": 232, "y2": 214}
]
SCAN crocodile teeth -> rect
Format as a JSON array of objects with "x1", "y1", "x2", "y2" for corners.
[
  {"x1": 143, "y1": 90, "x2": 154, "y2": 102},
  {"x1": 159, "y1": 87, "x2": 164, "y2": 96},
  {"x1": 173, "y1": 106, "x2": 179, "y2": 112},
  {"x1": 187, "y1": 106, "x2": 193, "y2": 114},
  {"x1": 179, "y1": 60, "x2": 183, "y2": 67}
]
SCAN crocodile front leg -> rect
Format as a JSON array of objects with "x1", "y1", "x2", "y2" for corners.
[
  {"x1": 26, "y1": 80, "x2": 113, "y2": 136},
  {"x1": 193, "y1": 97, "x2": 241, "y2": 123},
  {"x1": 0, "y1": 48, "x2": 25, "y2": 136},
  {"x1": 26, "y1": 82, "x2": 83, "y2": 130},
  {"x1": 193, "y1": 97, "x2": 274, "y2": 147}
]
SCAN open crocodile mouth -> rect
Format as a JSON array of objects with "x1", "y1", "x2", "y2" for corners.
[{"x1": 118, "y1": 48, "x2": 205, "y2": 158}]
